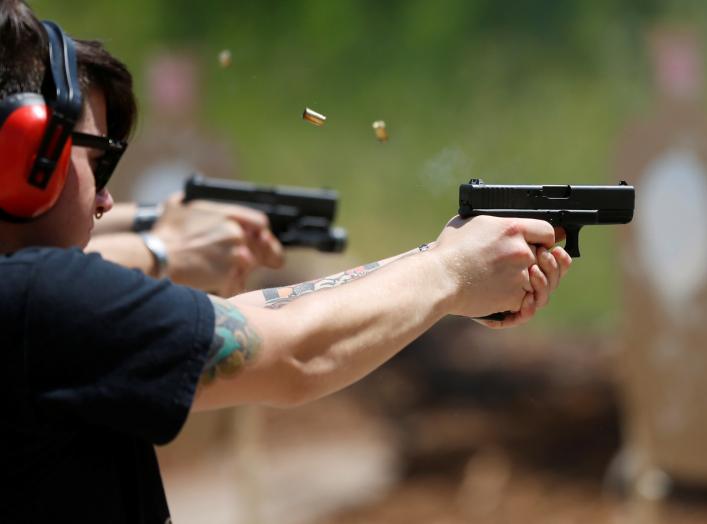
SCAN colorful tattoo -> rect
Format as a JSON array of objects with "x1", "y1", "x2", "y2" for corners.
[
  {"x1": 202, "y1": 297, "x2": 262, "y2": 387},
  {"x1": 262, "y1": 262, "x2": 383, "y2": 309}
]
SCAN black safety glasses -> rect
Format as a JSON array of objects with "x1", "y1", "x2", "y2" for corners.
[{"x1": 71, "y1": 131, "x2": 127, "y2": 192}]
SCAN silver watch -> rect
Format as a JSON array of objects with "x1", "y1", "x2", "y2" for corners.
[{"x1": 139, "y1": 232, "x2": 169, "y2": 278}]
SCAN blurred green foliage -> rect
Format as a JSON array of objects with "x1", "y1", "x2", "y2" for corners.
[{"x1": 31, "y1": 0, "x2": 707, "y2": 330}]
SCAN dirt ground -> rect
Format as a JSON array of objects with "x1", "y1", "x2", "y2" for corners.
[{"x1": 158, "y1": 319, "x2": 707, "y2": 524}]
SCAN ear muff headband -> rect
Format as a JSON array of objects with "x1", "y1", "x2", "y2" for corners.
[
  {"x1": 43, "y1": 21, "x2": 82, "y2": 121},
  {"x1": 0, "y1": 20, "x2": 82, "y2": 220}
]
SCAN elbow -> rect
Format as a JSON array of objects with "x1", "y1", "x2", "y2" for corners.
[
  {"x1": 259, "y1": 311, "x2": 340, "y2": 408},
  {"x1": 266, "y1": 355, "x2": 332, "y2": 408}
]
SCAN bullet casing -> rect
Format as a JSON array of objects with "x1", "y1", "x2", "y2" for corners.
[
  {"x1": 372, "y1": 120, "x2": 388, "y2": 142},
  {"x1": 303, "y1": 107, "x2": 327, "y2": 126},
  {"x1": 218, "y1": 49, "x2": 232, "y2": 68}
]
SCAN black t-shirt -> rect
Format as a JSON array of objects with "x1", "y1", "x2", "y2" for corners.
[{"x1": 0, "y1": 247, "x2": 215, "y2": 523}]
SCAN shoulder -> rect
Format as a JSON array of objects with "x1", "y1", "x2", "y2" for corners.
[
  {"x1": 0, "y1": 247, "x2": 89, "y2": 295},
  {"x1": 1, "y1": 247, "x2": 210, "y2": 328},
  {"x1": 3, "y1": 246, "x2": 102, "y2": 270},
  {"x1": 1, "y1": 246, "x2": 70, "y2": 265},
  {"x1": 16, "y1": 246, "x2": 149, "y2": 286},
  {"x1": 18, "y1": 246, "x2": 208, "y2": 307},
  {"x1": 1, "y1": 247, "x2": 139, "y2": 297},
  {"x1": 6, "y1": 246, "x2": 215, "y2": 350},
  {"x1": 20, "y1": 245, "x2": 215, "y2": 363}
]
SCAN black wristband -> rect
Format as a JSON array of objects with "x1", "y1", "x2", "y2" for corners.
[{"x1": 132, "y1": 203, "x2": 161, "y2": 232}]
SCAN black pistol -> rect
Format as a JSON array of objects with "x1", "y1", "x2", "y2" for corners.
[
  {"x1": 183, "y1": 174, "x2": 347, "y2": 253},
  {"x1": 459, "y1": 179, "x2": 634, "y2": 257},
  {"x1": 458, "y1": 178, "x2": 635, "y2": 321}
]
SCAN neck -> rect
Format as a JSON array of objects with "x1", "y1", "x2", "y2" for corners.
[{"x1": 0, "y1": 223, "x2": 58, "y2": 254}]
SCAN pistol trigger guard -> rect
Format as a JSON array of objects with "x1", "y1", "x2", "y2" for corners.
[{"x1": 563, "y1": 225, "x2": 581, "y2": 258}]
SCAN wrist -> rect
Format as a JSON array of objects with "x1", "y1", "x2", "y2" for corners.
[
  {"x1": 420, "y1": 246, "x2": 459, "y2": 317},
  {"x1": 132, "y1": 203, "x2": 162, "y2": 232},
  {"x1": 139, "y1": 232, "x2": 169, "y2": 278}
]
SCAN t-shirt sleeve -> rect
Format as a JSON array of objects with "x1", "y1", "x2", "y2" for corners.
[{"x1": 25, "y1": 248, "x2": 215, "y2": 445}]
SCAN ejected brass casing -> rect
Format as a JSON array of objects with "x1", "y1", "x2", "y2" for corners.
[
  {"x1": 218, "y1": 49, "x2": 232, "y2": 68},
  {"x1": 303, "y1": 107, "x2": 326, "y2": 126},
  {"x1": 372, "y1": 120, "x2": 388, "y2": 142}
]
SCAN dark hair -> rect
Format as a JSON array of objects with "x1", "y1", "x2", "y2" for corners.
[
  {"x1": 74, "y1": 39, "x2": 137, "y2": 141},
  {"x1": 0, "y1": 0, "x2": 137, "y2": 141},
  {"x1": 0, "y1": 0, "x2": 47, "y2": 96}
]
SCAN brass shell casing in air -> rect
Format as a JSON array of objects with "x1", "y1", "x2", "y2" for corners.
[
  {"x1": 218, "y1": 49, "x2": 232, "y2": 68},
  {"x1": 303, "y1": 107, "x2": 327, "y2": 126},
  {"x1": 372, "y1": 120, "x2": 388, "y2": 142}
]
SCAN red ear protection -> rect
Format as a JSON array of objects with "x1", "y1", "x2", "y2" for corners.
[{"x1": 0, "y1": 21, "x2": 82, "y2": 220}]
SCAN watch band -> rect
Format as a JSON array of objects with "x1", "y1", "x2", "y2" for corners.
[
  {"x1": 132, "y1": 203, "x2": 162, "y2": 232},
  {"x1": 139, "y1": 232, "x2": 169, "y2": 278}
]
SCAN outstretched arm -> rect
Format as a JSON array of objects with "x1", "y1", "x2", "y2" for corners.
[
  {"x1": 191, "y1": 215, "x2": 571, "y2": 411},
  {"x1": 234, "y1": 245, "x2": 431, "y2": 309},
  {"x1": 87, "y1": 194, "x2": 283, "y2": 295}
]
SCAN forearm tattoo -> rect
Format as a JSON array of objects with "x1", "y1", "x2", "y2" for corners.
[
  {"x1": 262, "y1": 262, "x2": 383, "y2": 309},
  {"x1": 201, "y1": 297, "x2": 262, "y2": 387}
]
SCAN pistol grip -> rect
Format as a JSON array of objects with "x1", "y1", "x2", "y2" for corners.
[{"x1": 563, "y1": 225, "x2": 581, "y2": 258}]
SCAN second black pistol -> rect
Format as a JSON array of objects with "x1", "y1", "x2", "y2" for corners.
[
  {"x1": 136, "y1": 174, "x2": 347, "y2": 253},
  {"x1": 184, "y1": 174, "x2": 347, "y2": 253}
]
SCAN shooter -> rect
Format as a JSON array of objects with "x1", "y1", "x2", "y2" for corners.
[{"x1": 0, "y1": 3, "x2": 571, "y2": 522}]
